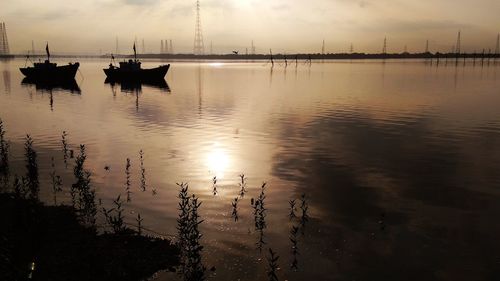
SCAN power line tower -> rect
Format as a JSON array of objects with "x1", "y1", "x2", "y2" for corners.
[
  {"x1": 161, "y1": 40, "x2": 164, "y2": 54},
  {"x1": 32, "y1": 40, "x2": 35, "y2": 55},
  {"x1": 350, "y1": 43, "x2": 353, "y2": 54},
  {"x1": 455, "y1": 31, "x2": 461, "y2": 54},
  {"x1": 251, "y1": 40, "x2": 255, "y2": 55},
  {"x1": 321, "y1": 39, "x2": 325, "y2": 54},
  {"x1": 142, "y1": 39, "x2": 145, "y2": 54},
  {"x1": 210, "y1": 41, "x2": 213, "y2": 55},
  {"x1": 170, "y1": 39, "x2": 173, "y2": 54},
  {"x1": 0, "y1": 22, "x2": 10, "y2": 55},
  {"x1": 382, "y1": 37, "x2": 387, "y2": 54},
  {"x1": 193, "y1": 0, "x2": 205, "y2": 55},
  {"x1": 425, "y1": 40, "x2": 429, "y2": 53},
  {"x1": 495, "y1": 33, "x2": 499, "y2": 55},
  {"x1": 115, "y1": 37, "x2": 119, "y2": 55}
]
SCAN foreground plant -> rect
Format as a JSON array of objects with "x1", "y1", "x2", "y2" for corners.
[
  {"x1": 50, "y1": 157, "x2": 63, "y2": 205},
  {"x1": 24, "y1": 135, "x2": 39, "y2": 200},
  {"x1": 71, "y1": 145, "x2": 97, "y2": 226},
  {"x1": 176, "y1": 182, "x2": 206, "y2": 281},
  {"x1": 0, "y1": 119, "x2": 10, "y2": 189},
  {"x1": 102, "y1": 194, "x2": 126, "y2": 233},
  {"x1": 267, "y1": 248, "x2": 280, "y2": 281}
]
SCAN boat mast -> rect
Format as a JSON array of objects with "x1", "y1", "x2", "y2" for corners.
[
  {"x1": 45, "y1": 43, "x2": 50, "y2": 61},
  {"x1": 133, "y1": 43, "x2": 137, "y2": 61}
]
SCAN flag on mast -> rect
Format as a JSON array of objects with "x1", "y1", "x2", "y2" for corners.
[{"x1": 46, "y1": 43, "x2": 50, "y2": 59}]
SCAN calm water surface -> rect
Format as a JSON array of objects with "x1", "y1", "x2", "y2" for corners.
[{"x1": 1, "y1": 59, "x2": 500, "y2": 280}]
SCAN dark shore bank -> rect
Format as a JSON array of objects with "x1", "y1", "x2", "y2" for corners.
[{"x1": 0, "y1": 192, "x2": 179, "y2": 281}]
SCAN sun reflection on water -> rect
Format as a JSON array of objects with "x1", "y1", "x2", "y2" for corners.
[{"x1": 205, "y1": 144, "x2": 230, "y2": 179}]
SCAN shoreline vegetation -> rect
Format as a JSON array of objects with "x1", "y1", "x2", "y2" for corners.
[
  {"x1": 0, "y1": 119, "x2": 181, "y2": 281},
  {"x1": 1, "y1": 52, "x2": 499, "y2": 61}
]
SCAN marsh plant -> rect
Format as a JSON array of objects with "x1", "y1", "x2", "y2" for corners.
[
  {"x1": 24, "y1": 135, "x2": 39, "y2": 200},
  {"x1": 13, "y1": 175, "x2": 29, "y2": 199},
  {"x1": 125, "y1": 158, "x2": 132, "y2": 202},
  {"x1": 102, "y1": 194, "x2": 126, "y2": 233},
  {"x1": 0, "y1": 119, "x2": 10, "y2": 189},
  {"x1": 267, "y1": 248, "x2": 280, "y2": 281},
  {"x1": 176, "y1": 182, "x2": 206, "y2": 281},
  {"x1": 253, "y1": 182, "x2": 267, "y2": 252},
  {"x1": 212, "y1": 176, "x2": 217, "y2": 196},
  {"x1": 139, "y1": 150, "x2": 146, "y2": 192},
  {"x1": 289, "y1": 225, "x2": 299, "y2": 270},
  {"x1": 71, "y1": 144, "x2": 97, "y2": 226},
  {"x1": 231, "y1": 197, "x2": 239, "y2": 222},
  {"x1": 299, "y1": 193, "x2": 309, "y2": 232},
  {"x1": 61, "y1": 131, "x2": 69, "y2": 168},
  {"x1": 238, "y1": 173, "x2": 247, "y2": 197},
  {"x1": 288, "y1": 199, "x2": 297, "y2": 220},
  {"x1": 136, "y1": 213, "x2": 143, "y2": 235},
  {"x1": 50, "y1": 156, "x2": 63, "y2": 205}
]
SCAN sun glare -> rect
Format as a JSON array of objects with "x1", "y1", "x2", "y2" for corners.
[{"x1": 206, "y1": 145, "x2": 230, "y2": 178}]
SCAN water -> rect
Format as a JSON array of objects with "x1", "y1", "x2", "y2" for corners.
[{"x1": 1, "y1": 59, "x2": 500, "y2": 280}]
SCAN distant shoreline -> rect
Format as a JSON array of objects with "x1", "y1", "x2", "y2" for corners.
[{"x1": 1, "y1": 52, "x2": 499, "y2": 61}]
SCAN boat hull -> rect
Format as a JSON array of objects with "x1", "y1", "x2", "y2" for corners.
[
  {"x1": 20, "y1": 63, "x2": 80, "y2": 80},
  {"x1": 103, "y1": 64, "x2": 170, "y2": 81}
]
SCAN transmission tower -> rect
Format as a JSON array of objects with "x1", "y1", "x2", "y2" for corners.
[
  {"x1": 495, "y1": 33, "x2": 499, "y2": 55},
  {"x1": 193, "y1": 0, "x2": 205, "y2": 55},
  {"x1": 32, "y1": 40, "x2": 35, "y2": 55},
  {"x1": 251, "y1": 40, "x2": 255, "y2": 55},
  {"x1": 142, "y1": 39, "x2": 145, "y2": 54},
  {"x1": 321, "y1": 39, "x2": 325, "y2": 54},
  {"x1": 170, "y1": 40, "x2": 173, "y2": 54},
  {"x1": 455, "y1": 31, "x2": 461, "y2": 54},
  {"x1": 115, "y1": 37, "x2": 119, "y2": 55},
  {"x1": 350, "y1": 43, "x2": 353, "y2": 54},
  {"x1": 160, "y1": 40, "x2": 164, "y2": 54},
  {"x1": 0, "y1": 22, "x2": 10, "y2": 55},
  {"x1": 210, "y1": 41, "x2": 213, "y2": 55},
  {"x1": 382, "y1": 37, "x2": 387, "y2": 54},
  {"x1": 425, "y1": 40, "x2": 429, "y2": 53}
]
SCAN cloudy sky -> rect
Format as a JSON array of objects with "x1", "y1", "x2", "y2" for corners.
[{"x1": 2, "y1": 0, "x2": 500, "y2": 54}]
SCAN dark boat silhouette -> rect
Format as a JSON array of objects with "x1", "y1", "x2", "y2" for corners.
[
  {"x1": 103, "y1": 43, "x2": 169, "y2": 81},
  {"x1": 19, "y1": 44, "x2": 79, "y2": 80}
]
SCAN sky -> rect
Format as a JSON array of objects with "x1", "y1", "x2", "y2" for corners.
[{"x1": 2, "y1": 0, "x2": 500, "y2": 54}]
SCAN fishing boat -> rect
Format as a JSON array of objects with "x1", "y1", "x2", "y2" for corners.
[
  {"x1": 103, "y1": 43, "x2": 169, "y2": 81},
  {"x1": 19, "y1": 44, "x2": 79, "y2": 80}
]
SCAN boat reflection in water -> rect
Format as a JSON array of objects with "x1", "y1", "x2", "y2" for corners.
[
  {"x1": 21, "y1": 78, "x2": 81, "y2": 111},
  {"x1": 104, "y1": 78, "x2": 170, "y2": 93},
  {"x1": 21, "y1": 77, "x2": 81, "y2": 94},
  {"x1": 105, "y1": 78, "x2": 170, "y2": 112}
]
